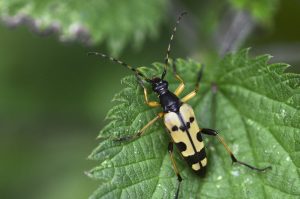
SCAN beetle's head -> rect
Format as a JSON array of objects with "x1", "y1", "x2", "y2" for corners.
[{"x1": 151, "y1": 77, "x2": 168, "y2": 94}]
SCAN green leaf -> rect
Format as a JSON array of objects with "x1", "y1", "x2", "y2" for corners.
[
  {"x1": 0, "y1": 0, "x2": 167, "y2": 55},
  {"x1": 228, "y1": 0, "x2": 280, "y2": 23},
  {"x1": 87, "y1": 49, "x2": 300, "y2": 198}
]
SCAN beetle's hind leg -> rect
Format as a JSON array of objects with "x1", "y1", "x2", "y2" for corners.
[
  {"x1": 201, "y1": 128, "x2": 272, "y2": 171},
  {"x1": 168, "y1": 141, "x2": 183, "y2": 199},
  {"x1": 181, "y1": 65, "x2": 204, "y2": 103}
]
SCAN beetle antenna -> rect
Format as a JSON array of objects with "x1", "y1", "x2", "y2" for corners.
[
  {"x1": 88, "y1": 52, "x2": 151, "y2": 82},
  {"x1": 161, "y1": 11, "x2": 187, "y2": 80}
]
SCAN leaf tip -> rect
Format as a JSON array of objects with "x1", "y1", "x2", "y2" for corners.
[{"x1": 84, "y1": 170, "x2": 93, "y2": 178}]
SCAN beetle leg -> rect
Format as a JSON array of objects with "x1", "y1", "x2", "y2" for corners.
[
  {"x1": 181, "y1": 65, "x2": 204, "y2": 103},
  {"x1": 136, "y1": 74, "x2": 160, "y2": 107},
  {"x1": 168, "y1": 141, "x2": 183, "y2": 199},
  {"x1": 201, "y1": 128, "x2": 271, "y2": 171},
  {"x1": 115, "y1": 112, "x2": 164, "y2": 142},
  {"x1": 143, "y1": 87, "x2": 160, "y2": 107},
  {"x1": 172, "y1": 63, "x2": 185, "y2": 97}
]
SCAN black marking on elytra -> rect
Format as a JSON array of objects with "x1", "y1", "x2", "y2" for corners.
[
  {"x1": 185, "y1": 154, "x2": 200, "y2": 164},
  {"x1": 179, "y1": 126, "x2": 186, "y2": 131},
  {"x1": 176, "y1": 142, "x2": 187, "y2": 152},
  {"x1": 189, "y1": 117, "x2": 195, "y2": 123},
  {"x1": 186, "y1": 122, "x2": 190, "y2": 129},
  {"x1": 172, "y1": 126, "x2": 179, "y2": 131},
  {"x1": 185, "y1": 148, "x2": 206, "y2": 165},
  {"x1": 198, "y1": 147, "x2": 206, "y2": 161},
  {"x1": 196, "y1": 131, "x2": 203, "y2": 142},
  {"x1": 177, "y1": 111, "x2": 199, "y2": 157},
  {"x1": 177, "y1": 122, "x2": 190, "y2": 131}
]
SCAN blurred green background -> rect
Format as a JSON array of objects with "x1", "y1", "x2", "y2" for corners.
[{"x1": 0, "y1": 1, "x2": 299, "y2": 199}]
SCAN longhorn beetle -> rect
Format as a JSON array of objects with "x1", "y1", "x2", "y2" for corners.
[{"x1": 88, "y1": 12, "x2": 271, "y2": 199}]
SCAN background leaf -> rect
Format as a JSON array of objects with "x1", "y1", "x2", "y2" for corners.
[
  {"x1": 228, "y1": 0, "x2": 280, "y2": 23},
  {"x1": 88, "y1": 49, "x2": 300, "y2": 198},
  {"x1": 0, "y1": 0, "x2": 167, "y2": 55}
]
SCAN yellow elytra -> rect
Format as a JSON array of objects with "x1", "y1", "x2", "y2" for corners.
[{"x1": 164, "y1": 103, "x2": 207, "y2": 175}]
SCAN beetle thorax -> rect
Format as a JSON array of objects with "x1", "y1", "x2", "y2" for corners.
[
  {"x1": 150, "y1": 77, "x2": 181, "y2": 113},
  {"x1": 151, "y1": 77, "x2": 168, "y2": 95}
]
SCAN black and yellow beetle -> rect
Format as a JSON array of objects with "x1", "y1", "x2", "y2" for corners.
[{"x1": 88, "y1": 12, "x2": 271, "y2": 199}]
